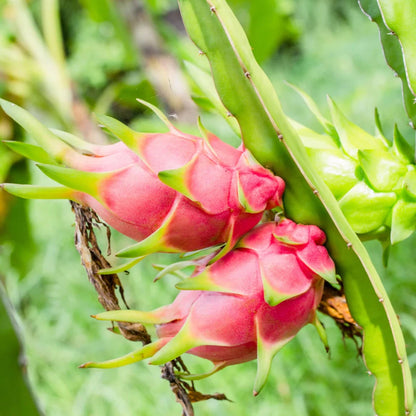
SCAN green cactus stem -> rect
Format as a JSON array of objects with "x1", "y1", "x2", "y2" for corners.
[
  {"x1": 359, "y1": 0, "x2": 416, "y2": 127},
  {"x1": 178, "y1": 0, "x2": 413, "y2": 414}
]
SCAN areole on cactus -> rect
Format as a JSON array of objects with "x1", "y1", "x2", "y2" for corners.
[
  {"x1": 290, "y1": 87, "x2": 416, "y2": 246},
  {"x1": 81, "y1": 219, "x2": 335, "y2": 395},
  {"x1": 0, "y1": 99, "x2": 285, "y2": 260}
]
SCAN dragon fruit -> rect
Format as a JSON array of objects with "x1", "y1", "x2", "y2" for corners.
[
  {"x1": 0, "y1": 99, "x2": 285, "y2": 258},
  {"x1": 82, "y1": 219, "x2": 335, "y2": 395},
  {"x1": 290, "y1": 87, "x2": 416, "y2": 246}
]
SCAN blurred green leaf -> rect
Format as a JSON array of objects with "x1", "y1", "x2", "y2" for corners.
[
  {"x1": 78, "y1": 0, "x2": 137, "y2": 67},
  {"x1": 0, "y1": 284, "x2": 43, "y2": 416},
  {"x1": 68, "y1": 15, "x2": 135, "y2": 92},
  {"x1": 238, "y1": 0, "x2": 299, "y2": 63},
  {"x1": 1, "y1": 159, "x2": 37, "y2": 277}
]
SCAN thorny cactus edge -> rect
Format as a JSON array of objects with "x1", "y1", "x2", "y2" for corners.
[
  {"x1": 0, "y1": 99, "x2": 285, "y2": 260},
  {"x1": 82, "y1": 219, "x2": 335, "y2": 395}
]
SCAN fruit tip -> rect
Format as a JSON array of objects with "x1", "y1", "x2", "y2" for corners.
[
  {"x1": 253, "y1": 390, "x2": 259, "y2": 397},
  {"x1": 79, "y1": 362, "x2": 89, "y2": 369},
  {"x1": 0, "y1": 98, "x2": 12, "y2": 109},
  {"x1": 94, "y1": 113, "x2": 108, "y2": 128},
  {"x1": 90, "y1": 314, "x2": 97, "y2": 319}
]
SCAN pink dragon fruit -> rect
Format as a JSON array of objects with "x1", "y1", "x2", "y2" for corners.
[
  {"x1": 82, "y1": 219, "x2": 336, "y2": 394},
  {"x1": 0, "y1": 99, "x2": 285, "y2": 258}
]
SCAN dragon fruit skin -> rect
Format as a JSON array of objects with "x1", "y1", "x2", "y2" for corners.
[
  {"x1": 177, "y1": 218, "x2": 337, "y2": 304},
  {"x1": 84, "y1": 219, "x2": 334, "y2": 395},
  {"x1": 0, "y1": 100, "x2": 285, "y2": 257}
]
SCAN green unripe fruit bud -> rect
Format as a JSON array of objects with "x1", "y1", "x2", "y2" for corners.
[{"x1": 290, "y1": 88, "x2": 416, "y2": 246}]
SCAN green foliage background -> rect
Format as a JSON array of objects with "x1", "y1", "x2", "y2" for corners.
[{"x1": 0, "y1": 1, "x2": 415, "y2": 415}]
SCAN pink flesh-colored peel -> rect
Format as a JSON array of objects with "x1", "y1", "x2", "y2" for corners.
[
  {"x1": 89, "y1": 219, "x2": 332, "y2": 394},
  {"x1": 11, "y1": 106, "x2": 285, "y2": 255}
]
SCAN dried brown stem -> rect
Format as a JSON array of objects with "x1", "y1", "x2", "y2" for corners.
[
  {"x1": 162, "y1": 359, "x2": 230, "y2": 415},
  {"x1": 319, "y1": 282, "x2": 363, "y2": 352},
  {"x1": 71, "y1": 201, "x2": 151, "y2": 344},
  {"x1": 161, "y1": 361, "x2": 195, "y2": 416},
  {"x1": 72, "y1": 202, "x2": 227, "y2": 414}
]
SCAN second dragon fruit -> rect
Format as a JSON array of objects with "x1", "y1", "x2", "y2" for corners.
[{"x1": 84, "y1": 219, "x2": 336, "y2": 394}]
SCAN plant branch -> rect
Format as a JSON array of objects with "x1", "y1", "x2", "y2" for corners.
[
  {"x1": 71, "y1": 202, "x2": 229, "y2": 414},
  {"x1": 319, "y1": 283, "x2": 363, "y2": 352},
  {"x1": 71, "y1": 201, "x2": 151, "y2": 343}
]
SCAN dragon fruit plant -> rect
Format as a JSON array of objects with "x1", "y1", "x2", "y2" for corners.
[
  {"x1": 81, "y1": 219, "x2": 335, "y2": 395},
  {"x1": 1, "y1": 0, "x2": 414, "y2": 414},
  {"x1": 0, "y1": 99, "x2": 285, "y2": 260}
]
